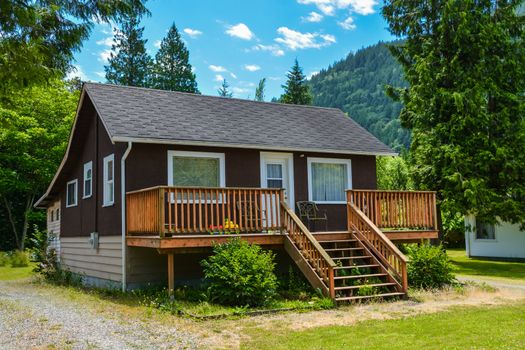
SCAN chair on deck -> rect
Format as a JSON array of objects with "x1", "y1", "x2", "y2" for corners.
[{"x1": 296, "y1": 201, "x2": 327, "y2": 232}]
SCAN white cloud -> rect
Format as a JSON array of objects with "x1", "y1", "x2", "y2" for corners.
[
  {"x1": 275, "y1": 27, "x2": 336, "y2": 50},
  {"x1": 232, "y1": 87, "x2": 250, "y2": 94},
  {"x1": 303, "y1": 11, "x2": 324, "y2": 22},
  {"x1": 209, "y1": 65, "x2": 227, "y2": 72},
  {"x1": 244, "y1": 64, "x2": 261, "y2": 72},
  {"x1": 225, "y1": 23, "x2": 254, "y2": 40},
  {"x1": 96, "y1": 36, "x2": 114, "y2": 47},
  {"x1": 230, "y1": 72, "x2": 238, "y2": 79},
  {"x1": 268, "y1": 76, "x2": 281, "y2": 81},
  {"x1": 338, "y1": 16, "x2": 356, "y2": 30},
  {"x1": 154, "y1": 40, "x2": 162, "y2": 48},
  {"x1": 66, "y1": 65, "x2": 89, "y2": 81},
  {"x1": 183, "y1": 28, "x2": 203, "y2": 38},
  {"x1": 307, "y1": 71, "x2": 320, "y2": 79},
  {"x1": 95, "y1": 71, "x2": 105, "y2": 78},
  {"x1": 98, "y1": 49, "x2": 113, "y2": 63},
  {"x1": 250, "y1": 44, "x2": 285, "y2": 57},
  {"x1": 297, "y1": 0, "x2": 377, "y2": 16},
  {"x1": 214, "y1": 74, "x2": 225, "y2": 82}
]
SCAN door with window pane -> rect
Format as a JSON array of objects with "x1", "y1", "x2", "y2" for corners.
[{"x1": 260, "y1": 153, "x2": 294, "y2": 228}]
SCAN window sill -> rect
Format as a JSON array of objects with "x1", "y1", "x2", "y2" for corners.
[
  {"x1": 65, "y1": 204, "x2": 77, "y2": 208},
  {"x1": 474, "y1": 238, "x2": 497, "y2": 243},
  {"x1": 82, "y1": 195, "x2": 92, "y2": 200},
  {"x1": 102, "y1": 203, "x2": 114, "y2": 208}
]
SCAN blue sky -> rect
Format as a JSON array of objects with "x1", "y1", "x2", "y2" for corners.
[{"x1": 72, "y1": 0, "x2": 395, "y2": 99}]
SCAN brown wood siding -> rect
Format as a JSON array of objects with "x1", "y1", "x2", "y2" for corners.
[
  {"x1": 293, "y1": 152, "x2": 376, "y2": 231},
  {"x1": 59, "y1": 95, "x2": 124, "y2": 237}
]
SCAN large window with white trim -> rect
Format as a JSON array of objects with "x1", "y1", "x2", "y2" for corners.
[
  {"x1": 103, "y1": 154, "x2": 114, "y2": 206},
  {"x1": 167, "y1": 151, "x2": 225, "y2": 187},
  {"x1": 83, "y1": 161, "x2": 93, "y2": 198},
  {"x1": 66, "y1": 179, "x2": 78, "y2": 207},
  {"x1": 307, "y1": 158, "x2": 352, "y2": 204}
]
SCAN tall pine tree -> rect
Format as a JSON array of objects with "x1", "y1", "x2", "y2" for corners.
[
  {"x1": 217, "y1": 79, "x2": 233, "y2": 98},
  {"x1": 280, "y1": 59, "x2": 312, "y2": 105},
  {"x1": 254, "y1": 78, "x2": 266, "y2": 101},
  {"x1": 383, "y1": 0, "x2": 525, "y2": 227},
  {"x1": 105, "y1": 16, "x2": 152, "y2": 87},
  {"x1": 153, "y1": 23, "x2": 199, "y2": 92}
]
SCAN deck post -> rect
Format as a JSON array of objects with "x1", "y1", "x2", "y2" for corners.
[{"x1": 167, "y1": 253, "x2": 174, "y2": 299}]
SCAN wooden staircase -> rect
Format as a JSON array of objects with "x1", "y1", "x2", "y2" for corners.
[
  {"x1": 281, "y1": 201, "x2": 408, "y2": 303},
  {"x1": 320, "y1": 237, "x2": 405, "y2": 302}
]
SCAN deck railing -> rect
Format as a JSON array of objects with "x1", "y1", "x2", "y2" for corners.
[
  {"x1": 281, "y1": 202, "x2": 336, "y2": 298},
  {"x1": 346, "y1": 190, "x2": 438, "y2": 231},
  {"x1": 126, "y1": 186, "x2": 284, "y2": 236},
  {"x1": 347, "y1": 202, "x2": 408, "y2": 293}
]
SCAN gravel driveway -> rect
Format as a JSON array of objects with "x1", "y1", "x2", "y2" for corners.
[{"x1": 0, "y1": 280, "x2": 201, "y2": 350}]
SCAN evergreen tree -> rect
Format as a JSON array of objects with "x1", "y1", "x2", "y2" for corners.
[
  {"x1": 153, "y1": 23, "x2": 199, "y2": 93},
  {"x1": 280, "y1": 59, "x2": 312, "y2": 105},
  {"x1": 383, "y1": 1, "x2": 525, "y2": 227},
  {"x1": 217, "y1": 79, "x2": 233, "y2": 98},
  {"x1": 105, "y1": 16, "x2": 153, "y2": 87},
  {"x1": 254, "y1": 78, "x2": 266, "y2": 101}
]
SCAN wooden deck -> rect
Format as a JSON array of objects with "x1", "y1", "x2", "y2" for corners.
[{"x1": 127, "y1": 229, "x2": 437, "y2": 251}]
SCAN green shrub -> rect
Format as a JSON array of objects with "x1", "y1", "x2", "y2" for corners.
[
  {"x1": 9, "y1": 250, "x2": 30, "y2": 267},
  {"x1": 406, "y1": 244, "x2": 455, "y2": 289},
  {"x1": 201, "y1": 238, "x2": 278, "y2": 306},
  {"x1": 0, "y1": 252, "x2": 9, "y2": 266}
]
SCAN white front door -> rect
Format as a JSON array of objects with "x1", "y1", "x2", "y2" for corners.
[{"x1": 260, "y1": 152, "x2": 294, "y2": 211}]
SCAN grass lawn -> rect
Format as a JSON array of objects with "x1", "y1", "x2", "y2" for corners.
[
  {"x1": 241, "y1": 302, "x2": 525, "y2": 350},
  {"x1": 447, "y1": 248, "x2": 525, "y2": 281},
  {"x1": 0, "y1": 264, "x2": 34, "y2": 281}
]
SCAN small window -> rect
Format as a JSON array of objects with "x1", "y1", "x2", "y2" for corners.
[
  {"x1": 476, "y1": 219, "x2": 495, "y2": 240},
  {"x1": 308, "y1": 158, "x2": 352, "y2": 203},
  {"x1": 49, "y1": 210, "x2": 53, "y2": 222},
  {"x1": 66, "y1": 179, "x2": 78, "y2": 207},
  {"x1": 56, "y1": 208, "x2": 60, "y2": 221},
  {"x1": 83, "y1": 161, "x2": 93, "y2": 198},
  {"x1": 266, "y1": 163, "x2": 283, "y2": 188},
  {"x1": 103, "y1": 154, "x2": 114, "y2": 206}
]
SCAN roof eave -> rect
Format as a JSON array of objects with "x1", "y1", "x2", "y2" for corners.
[{"x1": 111, "y1": 136, "x2": 398, "y2": 157}]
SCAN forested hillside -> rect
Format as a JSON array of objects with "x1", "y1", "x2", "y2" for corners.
[{"x1": 309, "y1": 41, "x2": 409, "y2": 150}]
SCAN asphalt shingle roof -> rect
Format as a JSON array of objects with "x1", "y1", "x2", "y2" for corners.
[{"x1": 84, "y1": 83, "x2": 394, "y2": 155}]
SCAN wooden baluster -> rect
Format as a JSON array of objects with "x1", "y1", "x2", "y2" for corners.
[
  {"x1": 192, "y1": 188, "x2": 196, "y2": 233},
  {"x1": 248, "y1": 189, "x2": 253, "y2": 231},
  {"x1": 226, "y1": 189, "x2": 231, "y2": 232},
  {"x1": 215, "y1": 188, "x2": 220, "y2": 230},
  {"x1": 255, "y1": 191, "x2": 260, "y2": 231}
]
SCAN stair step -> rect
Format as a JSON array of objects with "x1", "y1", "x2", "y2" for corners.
[
  {"x1": 334, "y1": 282, "x2": 397, "y2": 291},
  {"x1": 336, "y1": 292, "x2": 405, "y2": 302},
  {"x1": 319, "y1": 239, "x2": 356, "y2": 244},
  {"x1": 334, "y1": 264, "x2": 379, "y2": 270},
  {"x1": 334, "y1": 273, "x2": 388, "y2": 280},
  {"x1": 332, "y1": 256, "x2": 371, "y2": 260},
  {"x1": 325, "y1": 247, "x2": 363, "y2": 252}
]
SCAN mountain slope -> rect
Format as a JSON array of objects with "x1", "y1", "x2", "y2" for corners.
[{"x1": 309, "y1": 41, "x2": 409, "y2": 151}]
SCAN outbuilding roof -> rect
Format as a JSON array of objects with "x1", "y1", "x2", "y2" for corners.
[{"x1": 84, "y1": 83, "x2": 394, "y2": 155}]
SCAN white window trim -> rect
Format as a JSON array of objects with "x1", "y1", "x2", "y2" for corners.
[
  {"x1": 473, "y1": 219, "x2": 498, "y2": 242},
  {"x1": 66, "y1": 179, "x2": 78, "y2": 208},
  {"x1": 307, "y1": 157, "x2": 352, "y2": 204},
  {"x1": 167, "y1": 150, "x2": 226, "y2": 187},
  {"x1": 103, "y1": 154, "x2": 115, "y2": 207},
  {"x1": 83, "y1": 161, "x2": 93, "y2": 199},
  {"x1": 260, "y1": 152, "x2": 295, "y2": 211}
]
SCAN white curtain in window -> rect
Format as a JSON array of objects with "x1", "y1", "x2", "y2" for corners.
[
  {"x1": 311, "y1": 163, "x2": 347, "y2": 202},
  {"x1": 172, "y1": 156, "x2": 219, "y2": 187}
]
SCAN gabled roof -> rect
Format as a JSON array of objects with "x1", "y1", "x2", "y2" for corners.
[{"x1": 84, "y1": 83, "x2": 394, "y2": 156}]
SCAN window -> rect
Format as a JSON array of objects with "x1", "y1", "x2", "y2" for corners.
[
  {"x1": 103, "y1": 154, "x2": 114, "y2": 206},
  {"x1": 167, "y1": 151, "x2": 225, "y2": 187},
  {"x1": 476, "y1": 219, "x2": 495, "y2": 240},
  {"x1": 266, "y1": 163, "x2": 283, "y2": 188},
  {"x1": 83, "y1": 161, "x2": 93, "y2": 198},
  {"x1": 49, "y1": 210, "x2": 53, "y2": 222},
  {"x1": 66, "y1": 179, "x2": 78, "y2": 207},
  {"x1": 307, "y1": 158, "x2": 352, "y2": 204},
  {"x1": 56, "y1": 208, "x2": 60, "y2": 221}
]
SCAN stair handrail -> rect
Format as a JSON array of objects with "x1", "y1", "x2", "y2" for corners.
[
  {"x1": 347, "y1": 201, "x2": 408, "y2": 293},
  {"x1": 281, "y1": 201, "x2": 336, "y2": 298}
]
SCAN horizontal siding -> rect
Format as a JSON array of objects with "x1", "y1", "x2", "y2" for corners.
[{"x1": 60, "y1": 235, "x2": 122, "y2": 282}]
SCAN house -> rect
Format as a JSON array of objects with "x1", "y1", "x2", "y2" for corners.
[
  {"x1": 464, "y1": 216, "x2": 525, "y2": 260},
  {"x1": 36, "y1": 83, "x2": 439, "y2": 302}
]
